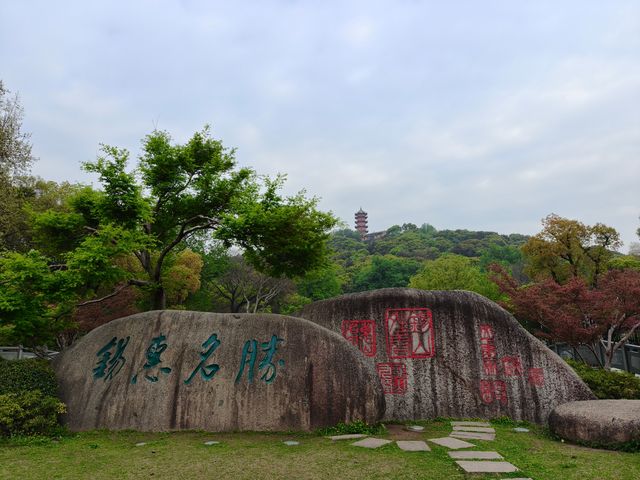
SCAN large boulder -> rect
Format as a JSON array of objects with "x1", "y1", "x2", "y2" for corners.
[
  {"x1": 299, "y1": 288, "x2": 594, "y2": 424},
  {"x1": 53, "y1": 310, "x2": 384, "y2": 432},
  {"x1": 549, "y1": 400, "x2": 640, "y2": 447}
]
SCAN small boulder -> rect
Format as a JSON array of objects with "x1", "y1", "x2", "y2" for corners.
[{"x1": 549, "y1": 400, "x2": 640, "y2": 447}]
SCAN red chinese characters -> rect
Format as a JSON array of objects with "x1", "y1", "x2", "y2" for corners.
[
  {"x1": 385, "y1": 308, "x2": 435, "y2": 359},
  {"x1": 341, "y1": 320, "x2": 377, "y2": 357},
  {"x1": 376, "y1": 362, "x2": 408, "y2": 394},
  {"x1": 479, "y1": 379, "x2": 508, "y2": 405},
  {"x1": 501, "y1": 356, "x2": 523, "y2": 377},
  {"x1": 479, "y1": 324, "x2": 497, "y2": 376},
  {"x1": 527, "y1": 368, "x2": 545, "y2": 387}
]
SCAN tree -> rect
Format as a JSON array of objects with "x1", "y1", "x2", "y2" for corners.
[
  {"x1": 349, "y1": 255, "x2": 421, "y2": 292},
  {"x1": 490, "y1": 265, "x2": 640, "y2": 369},
  {"x1": 409, "y1": 254, "x2": 502, "y2": 301},
  {"x1": 0, "y1": 81, "x2": 36, "y2": 251},
  {"x1": 40, "y1": 127, "x2": 336, "y2": 310},
  {"x1": 210, "y1": 256, "x2": 293, "y2": 313},
  {"x1": 522, "y1": 214, "x2": 621, "y2": 287}
]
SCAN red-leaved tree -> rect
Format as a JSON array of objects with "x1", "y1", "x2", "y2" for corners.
[{"x1": 490, "y1": 265, "x2": 640, "y2": 369}]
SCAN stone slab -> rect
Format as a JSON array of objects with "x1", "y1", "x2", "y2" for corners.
[
  {"x1": 428, "y1": 437, "x2": 475, "y2": 449},
  {"x1": 352, "y1": 438, "x2": 393, "y2": 449},
  {"x1": 327, "y1": 434, "x2": 368, "y2": 441},
  {"x1": 513, "y1": 427, "x2": 530, "y2": 432},
  {"x1": 455, "y1": 461, "x2": 519, "y2": 473},
  {"x1": 406, "y1": 425, "x2": 425, "y2": 432},
  {"x1": 451, "y1": 421, "x2": 491, "y2": 427},
  {"x1": 450, "y1": 432, "x2": 496, "y2": 441},
  {"x1": 396, "y1": 440, "x2": 430, "y2": 452},
  {"x1": 203, "y1": 441, "x2": 220, "y2": 446},
  {"x1": 448, "y1": 451, "x2": 503, "y2": 460},
  {"x1": 283, "y1": 441, "x2": 300, "y2": 446},
  {"x1": 452, "y1": 426, "x2": 495, "y2": 433}
]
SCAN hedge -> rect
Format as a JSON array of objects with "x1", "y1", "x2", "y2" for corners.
[
  {"x1": 567, "y1": 359, "x2": 640, "y2": 399},
  {"x1": 0, "y1": 358, "x2": 59, "y2": 397}
]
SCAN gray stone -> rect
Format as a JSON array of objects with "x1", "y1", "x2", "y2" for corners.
[
  {"x1": 53, "y1": 311, "x2": 385, "y2": 432},
  {"x1": 203, "y1": 441, "x2": 220, "y2": 446},
  {"x1": 396, "y1": 440, "x2": 430, "y2": 451},
  {"x1": 327, "y1": 434, "x2": 368, "y2": 441},
  {"x1": 448, "y1": 451, "x2": 503, "y2": 460},
  {"x1": 455, "y1": 461, "x2": 519, "y2": 473},
  {"x1": 283, "y1": 441, "x2": 299, "y2": 446},
  {"x1": 450, "y1": 431, "x2": 495, "y2": 441},
  {"x1": 452, "y1": 426, "x2": 495, "y2": 433},
  {"x1": 428, "y1": 437, "x2": 476, "y2": 449},
  {"x1": 451, "y1": 421, "x2": 491, "y2": 427},
  {"x1": 549, "y1": 400, "x2": 640, "y2": 446},
  {"x1": 406, "y1": 425, "x2": 425, "y2": 432},
  {"x1": 135, "y1": 442, "x2": 146, "y2": 447},
  {"x1": 513, "y1": 427, "x2": 530, "y2": 432},
  {"x1": 352, "y1": 438, "x2": 393, "y2": 449},
  {"x1": 299, "y1": 289, "x2": 594, "y2": 424}
]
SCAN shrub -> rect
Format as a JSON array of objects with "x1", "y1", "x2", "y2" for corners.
[
  {"x1": 0, "y1": 358, "x2": 58, "y2": 397},
  {"x1": 566, "y1": 359, "x2": 640, "y2": 399},
  {"x1": 0, "y1": 390, "x2": 66, "y2": 437},
  {"x1": 317, "y1": 420, "x2": 386, "y2": 436}
]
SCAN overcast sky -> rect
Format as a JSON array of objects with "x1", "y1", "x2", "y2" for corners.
[{"x1": 2, "y1": 1, "x2": 639, "y2": 249}]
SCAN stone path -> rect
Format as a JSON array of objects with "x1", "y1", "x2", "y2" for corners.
[
  {"x1": 445, "y1": 421, "x2": 522, "y2": 475},
  {"x1": 323, "y1": 420, "x2": 532, "y2": 478}
]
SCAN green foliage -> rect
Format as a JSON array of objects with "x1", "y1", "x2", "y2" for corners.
[
  {"x1": 350, "y1": 255, "x2": 421, "y2": 292},
  {"x1": 279, "y1": 293, "x2": 313, "y2": 315},
  {"x1": 0, "y1": 358, "x2": 58, "y2": 397},
  {"x1": 409, "y1": 254, "x2": 503, "y2": 301},
  {"x1": 566, "y1": 359, "x2": 640, "y2": 399},
  {"x1": 295, "y1": 264, "x2": 343, "y2": 301},
  {"x1": 608, "y1": 255, "x2": 640, "y2": 272},
  {"x1": 316, "y1": 420, "x2": 386, "y2": 436},
  {"x1": 0, "y1": 390, "x2": 66, "y2": 437}
]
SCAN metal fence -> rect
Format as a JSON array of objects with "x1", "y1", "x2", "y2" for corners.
[
  {"x1": 0, "y1": 346, "x2": 58, "y2": 361},
  {"x1": 550, "y1": 341, "x2": 640, "y2": 375}
]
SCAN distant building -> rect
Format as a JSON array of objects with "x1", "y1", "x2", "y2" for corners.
[
  {"x1": 355, "y1": 208, "x2": 369, "y2": 237},
  {"x1": 354, "y1": 208, "x2": 386, "y2": 242}
]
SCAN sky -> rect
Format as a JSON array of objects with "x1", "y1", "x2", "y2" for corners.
[{"x1": 1, "y1": 0, "x2": 639, "y2": 250}]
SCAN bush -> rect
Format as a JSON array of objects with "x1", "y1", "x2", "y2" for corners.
[
  {"x1": 566, "y1": 359, "x2": 640, "y2": 399},
  {"x1": 0, "y1": 390, "x2": 66, "y2": 437},
  {"x1": 317, "y1": 420, "x2": 386, "y2": 436},
  {"x1": 0, "y1": 358, "x2": 58, "y2": 397}
]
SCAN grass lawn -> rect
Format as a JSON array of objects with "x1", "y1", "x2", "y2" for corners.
[{"x1": 1, "y1": 420, "x2": 638, "y2": 480}]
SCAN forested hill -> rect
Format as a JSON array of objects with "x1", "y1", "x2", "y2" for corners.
[
  {"x1": 330, "y1": 223, "x2": 528, "y2": 263},
  {"x1": 324, "y1": 223, "x2": 529, "y2": 296}
]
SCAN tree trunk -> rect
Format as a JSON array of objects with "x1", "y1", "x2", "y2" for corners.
[{"x1": 152, "y1": 286, "x2": 166, "y2": 310}]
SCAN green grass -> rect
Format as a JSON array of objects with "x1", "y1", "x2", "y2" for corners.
[{"x1": 1, "y1": 420, "x2": 638, "y2": 479}]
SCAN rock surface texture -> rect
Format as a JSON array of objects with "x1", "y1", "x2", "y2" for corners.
[
  {"x1": 549, "y1": 400, "x2": 640, "y2": 446},
  {"x1": 53, "y1": 311, "x2": 384, "y2": 432},
  {"x1": 299, "y1": 288, "x2": 594, "y2": 423}
]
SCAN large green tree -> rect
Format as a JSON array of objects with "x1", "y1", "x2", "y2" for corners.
[
  {"x1": 409, "y1": 253, "x2": 502, "y2": 301},
  {"x1": 522, "y1": 214, "x2": 621, "y2": 287},
  {"x1": 60, "y1": 127, "x2": 336, "y2": 309}
]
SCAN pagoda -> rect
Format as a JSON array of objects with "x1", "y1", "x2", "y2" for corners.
[{"x1": 355, "y1": 208, "x2": 368, "y2": 238}]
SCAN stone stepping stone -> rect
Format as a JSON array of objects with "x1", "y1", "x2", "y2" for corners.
[
  {"x1": 428, "y1": 437, "x2": 475, "y2": 449},
  {"x1": 135, "y1": 442, "x2": 147, "y2": 447},
  {"x1": 405, "y1": 425, "x2": 425, "y2": 432},
  {"x1": 203, "y1": 441, "x2": 220, "y2": 446},
  {"x1": 451, "y1": 421, "x2": 491, "y2": 427},
  {"x1": 283, "y1": 441, "x2": 300, "y2": 446},
  {"x1": 513, "y1": 427, "x2": 530, "y2": 432},
  {"x1": 450, "y1": 431, "x2": 495, "y2": 441},
  {"x1": 352, "y1": 438, "x2": 393, "y2": 449},
  {"x1": 448, "y1": 451, "x2": 503, "y2": 460},
  {"x1": 396, "y1": 440, "x2": 430, "y2": 452},
  {"x1": 452, "y1": 426, "x2": 495, "y2": 433},
  {"x1": 327, "y1": 434, "x2": 368, "y2": 441},
  {"x1": 455, "y1": 461, "x2": 519, "y2": 473}
]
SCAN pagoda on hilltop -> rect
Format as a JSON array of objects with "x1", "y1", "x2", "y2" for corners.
[{"x1": 355, "y1": 208, "x2": 369, "y2": 238}]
